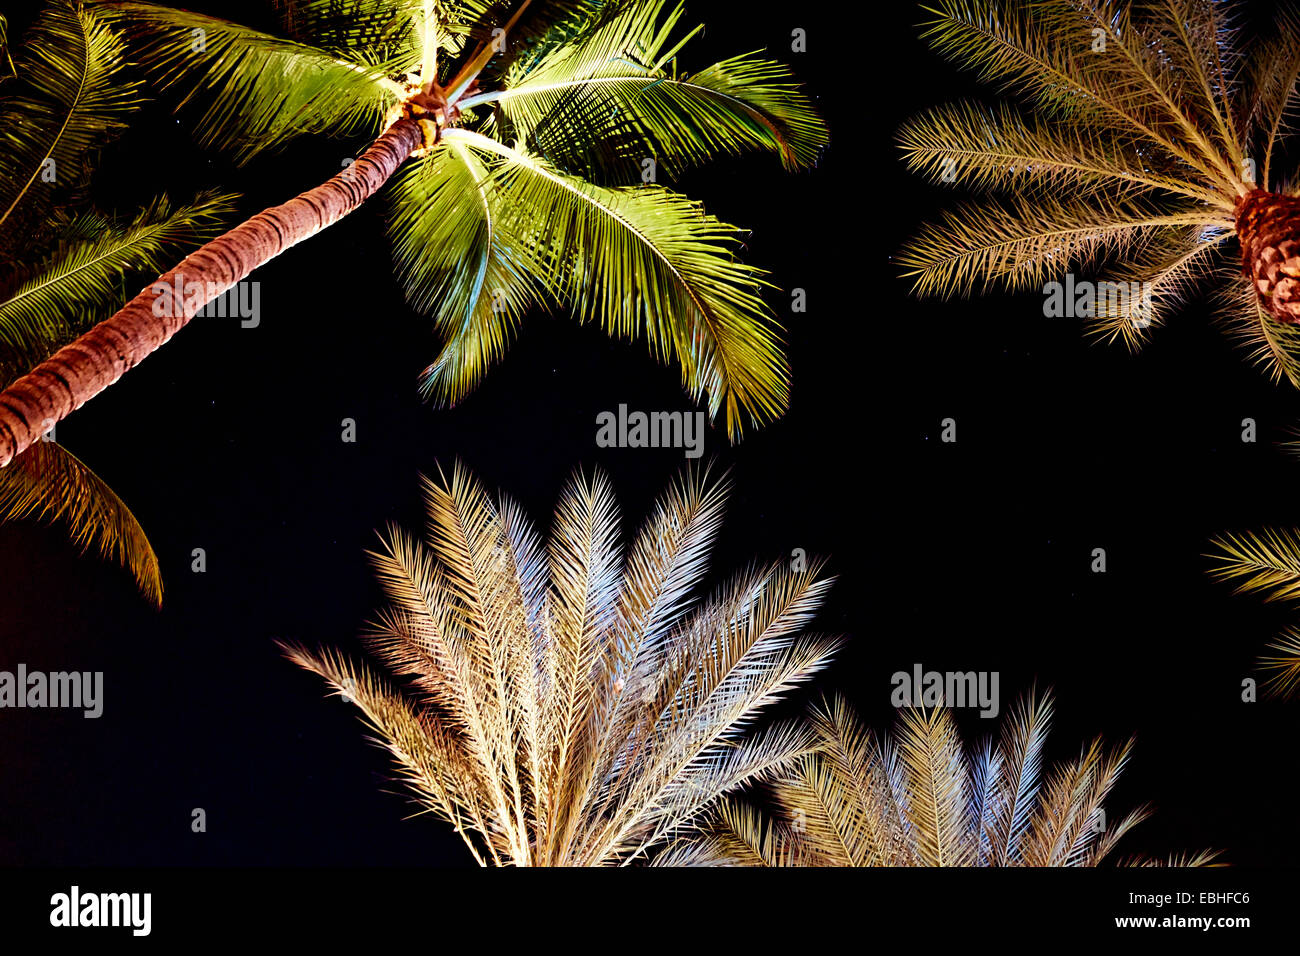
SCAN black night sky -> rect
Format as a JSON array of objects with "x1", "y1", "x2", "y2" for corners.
[{"x1": 0, "y1": 0, "x2": 1296, "y2": 875}]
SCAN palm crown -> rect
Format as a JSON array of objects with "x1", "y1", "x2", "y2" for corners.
[
  {"x1": 658, "y1": 691, "x2": 1216, "y2": 867},
  {"x1": 284, "y1": 462, "x2": 841, "y2": 866},
  {"x1": 899, "y1": 0, "x2": 1300, "y2": 386},
  {"x1": 0, "y1": 0, "x2": 827, "y2": 469}
]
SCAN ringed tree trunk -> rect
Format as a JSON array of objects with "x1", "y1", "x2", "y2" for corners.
[
  {"x1": 0, "y1": 118, "x2": 429, "y2": 468},
  {"x1": 1236, "y1": 189, "x2": 1300, "y2": 323}
]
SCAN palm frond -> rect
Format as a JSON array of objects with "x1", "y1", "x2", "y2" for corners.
[
  {"x1": 440, "y1": 130, "x2": 788, "y2": 438},
  {"x1": 1086, "y1": 227, "x2": 1231, "y2": 350},
  {"x1": 386, "y1": 140, "x2": 545, "y2": 404},
  {"x1": 1260, "y1": 627, "x2": 1300, "y2": 698},
  {"x1": 901, "y1": 192, "x2": 1222, "y2": 298},
  {"x1": 288, "y1": 462, "x2": 840, "y2": 865},
  {"x1": 0, "y1": 191, "x2": 236, "y2": 350},
  {"x1": 0, "y1": 439, "x2": 161, "y2": 606},
  {"x1": 100, "y1": 2, "x2": 401, "y2": 164},
  {"x1": 919, "y1": 0, "x2": 1240, "y2": 189},
  {"x1": 662, "y1": 689, "x2": 1208, "y2": 867},
  {"x1": 897, "y1": 101, "x2": 1228, "y2": 207},
  {"x1": 1214, "y1": 269, "x2": 1300, "y2": 390},
  {"x1": 1208, "y1": 530, "x2": 1300, "y2": 698},
  {"x1": 0, "y1": 0, "x2": 141, "y2": 236},
  {"x1": 471, "y1": 0, "x2": 826, "y2": 181}
]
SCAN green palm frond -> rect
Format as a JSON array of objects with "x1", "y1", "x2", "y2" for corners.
[
  {"x1": 469, "y1": 0, "x2": 827, "y2": 182},
  {"x1": 435, "y1": 130, "x2": 787, "y2": 438},
  {"x1": 284, "y1": 462, "x2": 841, "y2": 866},
  {"x1": 661, "y1": 690, "x2": 1213, "y2": 867},
  {"x1": 0, "y1": 191, "x2": 236, "y2": 350},
  {"x1": 0, "y1": 0, "x2": 141, "y2": 237},
  {"x1": 275, "y1": 0, "x2": 430, "y2": 74},
  {"x1": 99, "y1": 2, "x2": 403, "y2": 164},
  {"x1": 385, "y1": 140, "x2": 545, "y2": 404},
  {"x1": 0, "y1": 439, "x2": 161, "y2": 606}
]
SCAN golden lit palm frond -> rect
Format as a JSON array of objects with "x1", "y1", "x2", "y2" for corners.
[
  {"x1": 285, "y1": 462, "x2": 841, "y2": 866},
  {"x1": 1213, "y1": 270, "x2": 1300, "y2": 389},
  {"x1": 1260, "y1": 628, "x2": 1300, "y2": 698},
  {"x1": 899, "y1": 192, "x2": 1222, "y2": 299},
  {"x1": 1207, "y1": 528, "x2": 1300, "y2": 603},
  {"x1": 0, "y1": 439, "x2": 161, "y2": 606},
  {"x1": 1207, "y1": 530, "x2": 1300, "y2": 696},
  {"x1": 899, "y1": 0, "x2": 1300, "y2": 372},
  {"x1": 662, "y1": 690, "x2": 1212, "y2": 866}
]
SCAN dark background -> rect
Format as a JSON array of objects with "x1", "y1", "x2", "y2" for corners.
[{"x1": 0, "y1": 0, "x2": 1294, "y2": 869}]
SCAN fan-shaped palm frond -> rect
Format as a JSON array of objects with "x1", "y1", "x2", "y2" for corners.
[
  {"x1": 0, "y1": 0, "x2": 140, "y2": 241},
  {"x1": 899, "y1": 0, "x2": 1300, "y2": 382},
  {"x1": 0, "y1": 437, "x2": 161, "y2": 605},
  {"x1": 284, "y1": 462, "x2": 842, "y2": 866},
  {"x1": 1207, "y1": 528, "x2": 1300, "y2": 695},
  {"x1": 659, "y1": 691, "x2": 1215, "y2": 867}
]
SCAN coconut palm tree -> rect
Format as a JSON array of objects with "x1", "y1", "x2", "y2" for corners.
[
  {"x1": 283, "y1": 462, "x2": 842, "y2": 866},
  {"x1": 0, "y1": 0, "x2": 236, "y2": 604},
  {"x1": 1208, "y1": 528, "x2": 1300, "y2": 696},
  {"x1": 0, "y1": 0, "x2": 828, "y2": 468},
  {"x1": 656, "y1": 691, "x2": 1217, "y2": 866},
  {"x1": 898, "y1": 0, "x2": 1300, "y2": 382}
]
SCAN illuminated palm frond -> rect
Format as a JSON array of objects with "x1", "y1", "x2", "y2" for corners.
[
  {"x1": 0, "y1": 0, "x2": 140, "y2": 243},
  {"x1": 0, "y1": 439, "x2": 161, "y2": 606},
  {"x1": 1207, "y1": 529, "x2": 1300, "y2": 695},
  {"x1": 284, "y1": 462, "x2": 841, "y2": 866},
  {"x1": 422, "y1": 130, "x2": 788, "y2": 436},
  {"x1": 0, "y1": 192, "x2": 235, "y2": 348},
  {"x1": 468, "y1": 0, "x2": 827, "y2": 182},
  {"x1": 661, "y1": 691, "x2": 1215, "y2": 867},
  {"x1": 98, "y1": 2, "x2": 403, "y2": 164}
]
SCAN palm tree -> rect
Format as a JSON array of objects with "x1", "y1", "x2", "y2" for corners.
[
  {"x1": 0, "y1": 0, "x2": 236, "y2": 604},
  {"x1": 1208, "y1": 528, "x2": 1300, "y2": 696},
  {"x1": 0, "y1": 0, "x2": 828, "y2": 468},
  {"x1": 898, "y1": 0, "x2": 1300, "y2": 382},
  {"x1": 283, "y1": 462, "x2": 842, "y2": 866},
  {"x1": 656, "y1": 691, "x2": 1217, "y2": 866}
]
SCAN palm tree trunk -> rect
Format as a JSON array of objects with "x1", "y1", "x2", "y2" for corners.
[
  {"x1": 1236, "y1": 188, "x2": 1300, "y2": 323},
  {"x1": 0, "y1": 118, "x2": 427, "y2": 468}
]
